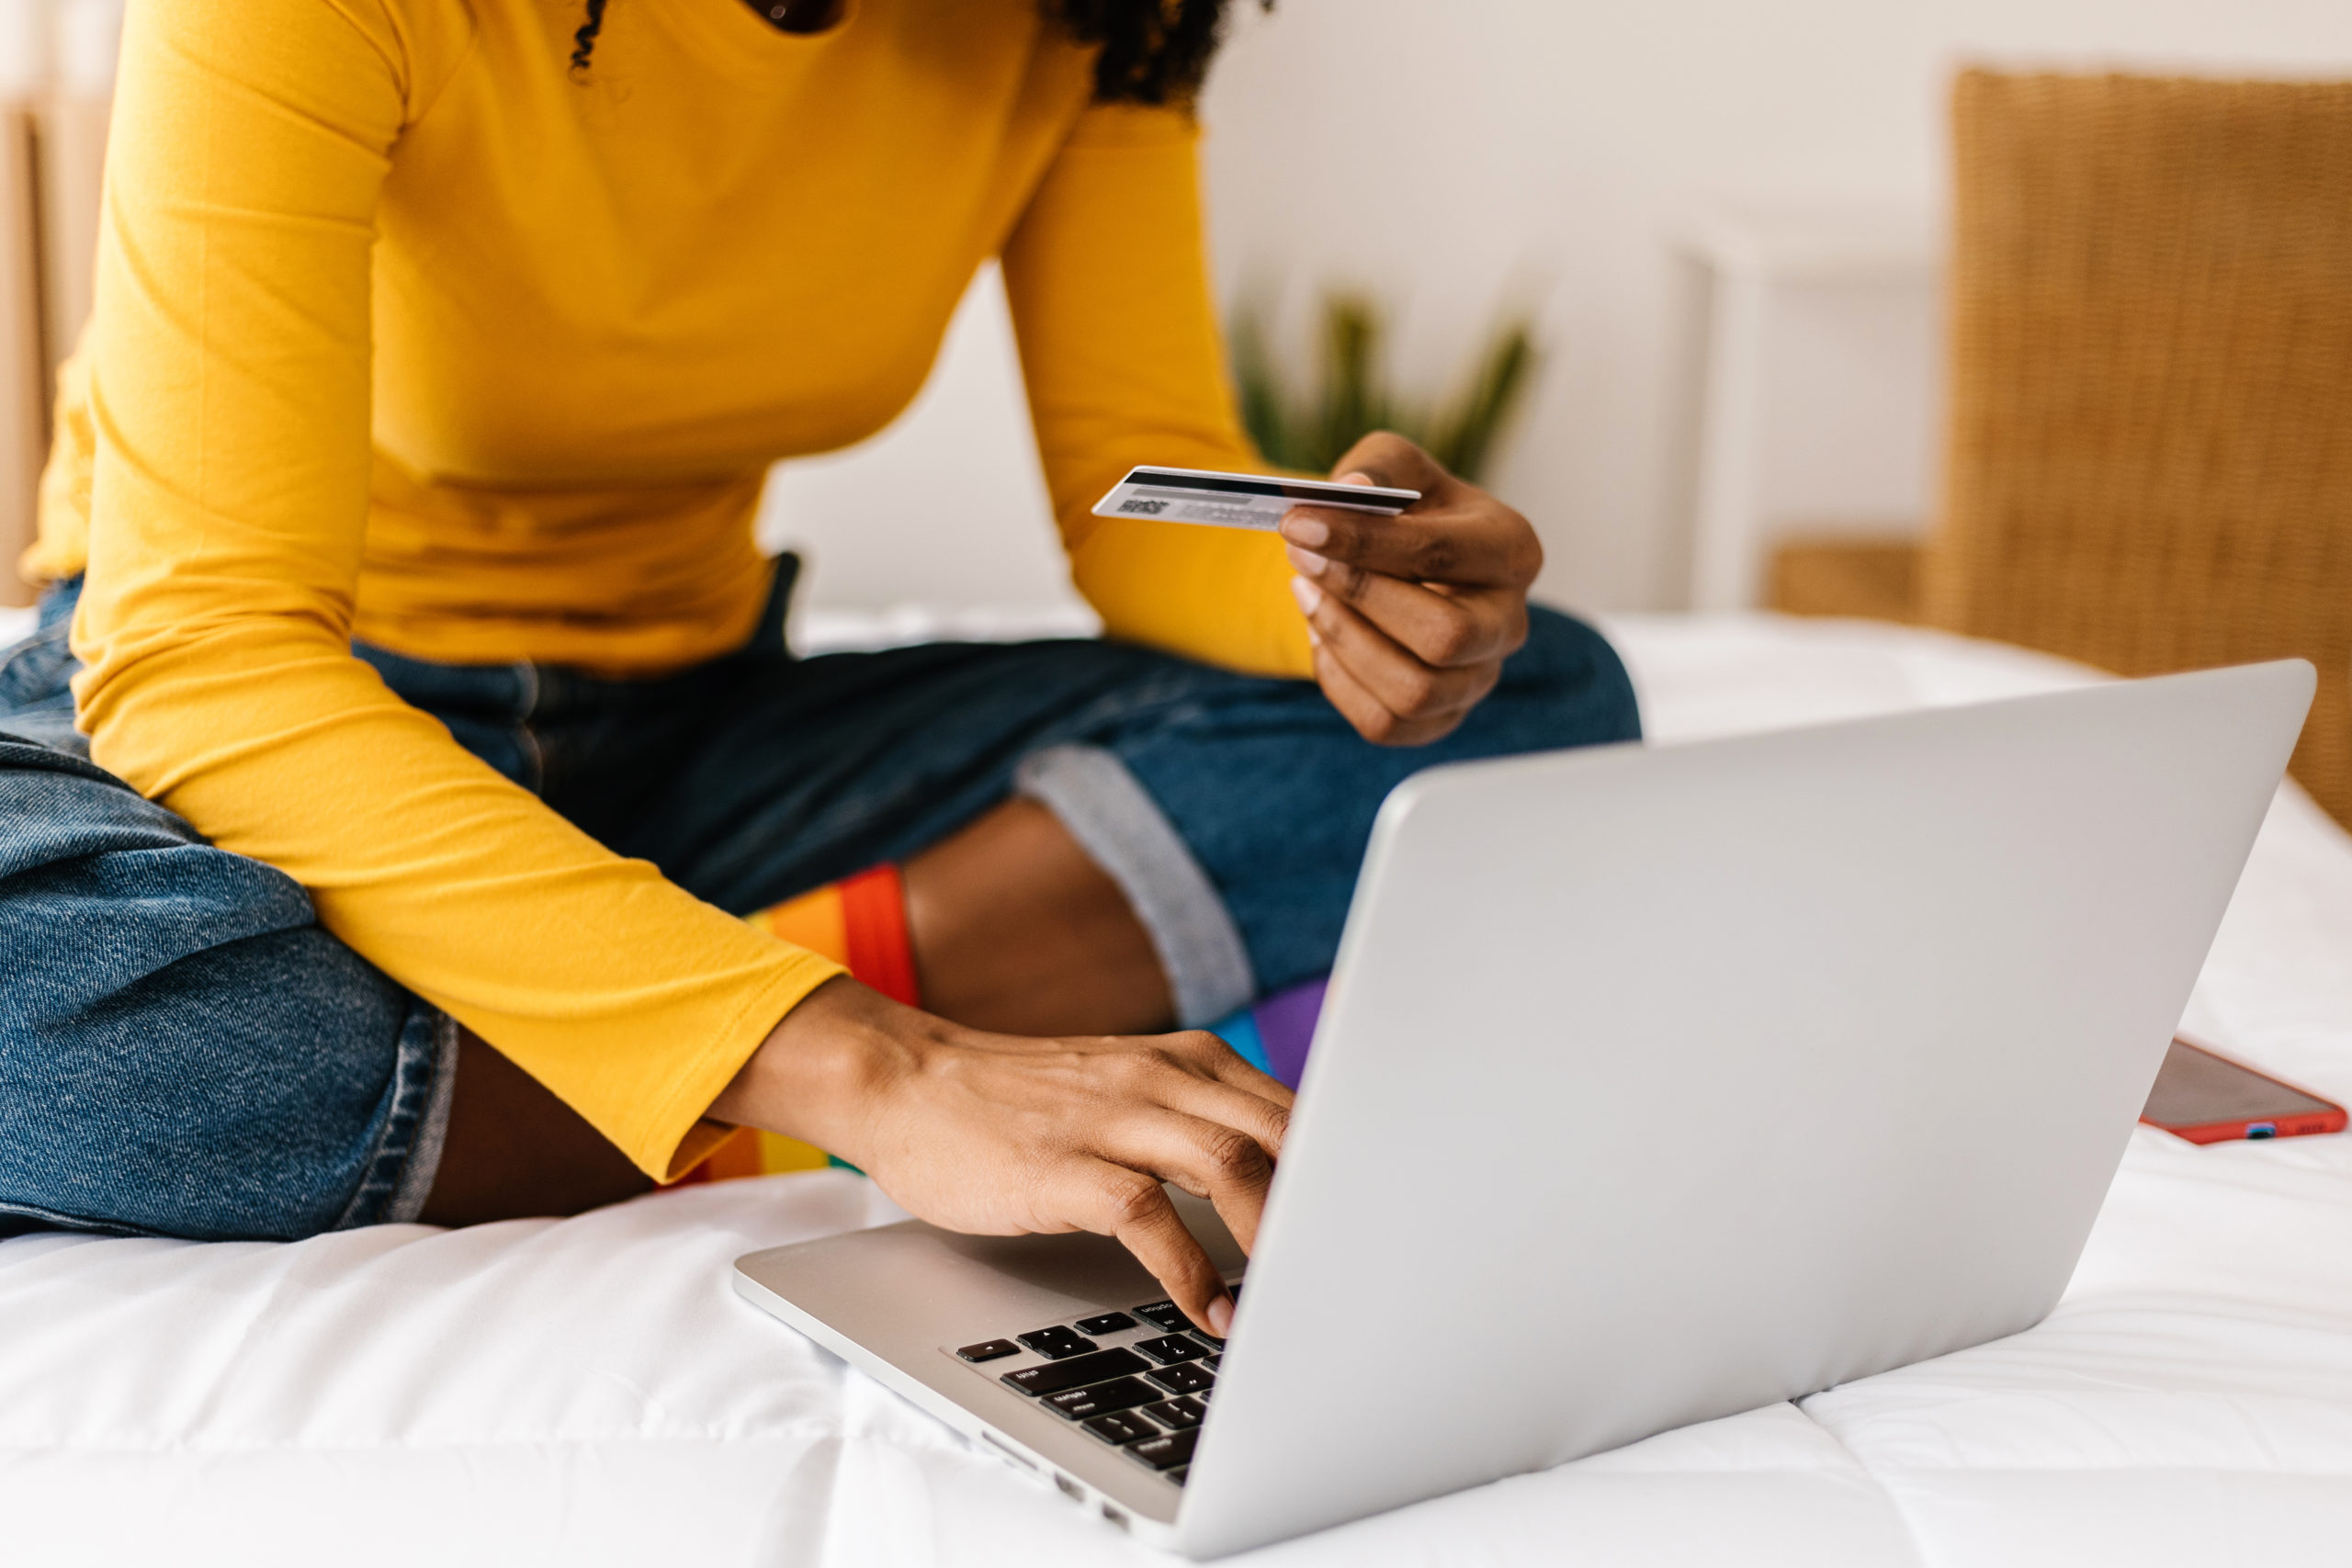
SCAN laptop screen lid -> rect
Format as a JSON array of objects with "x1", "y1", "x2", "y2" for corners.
[{"x1": 1178, "y1": 660, "x2": 2312, "y2": 1557}]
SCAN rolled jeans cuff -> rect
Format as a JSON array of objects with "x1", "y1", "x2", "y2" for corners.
[{"x1": 1013, "y1": 743, "x2": 1257, "y2": 1027}]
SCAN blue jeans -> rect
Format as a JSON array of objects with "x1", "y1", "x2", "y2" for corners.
[{"x1": 0, "y1": 562, "x2": 1640, "y2": 1240}]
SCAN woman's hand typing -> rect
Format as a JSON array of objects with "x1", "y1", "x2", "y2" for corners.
[{"x1": 709, "y1": 976, "x2": 1293, "y2": 1337}]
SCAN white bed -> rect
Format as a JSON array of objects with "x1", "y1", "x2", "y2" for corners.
[{"x1": 5, "y1": 610, "x2": 2349, "y2": 1567}]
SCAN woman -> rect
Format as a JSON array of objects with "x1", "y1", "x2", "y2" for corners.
[{"x1": 0, "y1": 0, "x2": 1637, "y2": 1332}]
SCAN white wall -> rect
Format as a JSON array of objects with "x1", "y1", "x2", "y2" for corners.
[{"x1": 1192, "y1": 0, "x2": 2352, "y2": 614}]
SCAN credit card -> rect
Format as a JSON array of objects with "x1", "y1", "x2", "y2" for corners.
[{"x1": 1091, "y1": 466, "x2": 1421, "y2": 532}]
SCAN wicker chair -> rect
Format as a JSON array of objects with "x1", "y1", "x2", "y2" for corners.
[{"x1": 1923, "y1": 70, "x2": 2352, "y2": 829}]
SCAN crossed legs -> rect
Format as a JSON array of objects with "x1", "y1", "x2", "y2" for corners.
[
  {"x1": 418, "y1": 797, "x2": 1170, "y2": 1224},
  {"x1": 0, "y1": 607, "x2": 1634, "y2": 1239}
]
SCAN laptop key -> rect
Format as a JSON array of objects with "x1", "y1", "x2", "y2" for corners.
[
  {"x1": 1127, "y1": 1428, "x2": 1199, "y2": 1471},
  {"x1": 1015, "y1": 1325, "x2": 1096, "y2": 1359},
  {"x1": 1168, "y1": 1466, "x2": 1189, "y2": 1485},
  {"x1": 1079, "y1": 1409, "x2": 1161, "y2": 1446},
  {"x1": 1188, "y1": 1330, "x2": 1226, "y2": 1351},
  {"x1": 1141, "y1": 1395, "x2": 1207, "y2": 1430},
  {"x1": 1135, "y1": 1335, "x2": 1207, "y2": 1366},
  {"x1": 1132, "y1": 1301, "x2": 1193, "y2": 1335},
  {"x1": 1145, "y1": 1362, "x2": 1214, "y2": 1396},
  {"x1": 955, "y1": 1339, "x2": 1020, "y2": 1363},
  {"x1": 1075, "y1": 1312, "x2": 1138, "y2": 1337},
  {"x1": 1001, "y1": 1348, "x2": 1149, "y2": 1396},
  {"x1": 1044, "y1": 1377, "x2": 1159, "y2": 1420}
]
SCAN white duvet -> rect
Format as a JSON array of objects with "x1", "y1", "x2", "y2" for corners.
[{"x1": 5, "y1": 612, "x2": 2349, "y2": 1567}]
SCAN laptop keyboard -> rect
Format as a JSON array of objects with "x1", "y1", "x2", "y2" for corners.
[{"x1": 952, "y1": 1289, "x2": 1237, "y2": 1485}]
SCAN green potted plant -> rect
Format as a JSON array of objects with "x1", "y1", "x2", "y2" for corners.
[{"x1": 1228, "y1": 290, "x2": 1538, "y2": 483}]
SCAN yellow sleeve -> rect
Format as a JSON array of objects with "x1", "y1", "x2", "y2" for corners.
[
  {"x1": 1001, "y1": 104, "x2": 1314, "y2": 680},
  {"x1": 71, "y1": 0, "x2": 839, "y2": 1180}
]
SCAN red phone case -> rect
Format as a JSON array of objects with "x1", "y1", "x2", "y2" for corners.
[{"x1": 2140, "y1": 1037, "x2": 2349, "y2": 1145}]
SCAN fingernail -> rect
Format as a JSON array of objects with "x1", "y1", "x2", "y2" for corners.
[
  {"x1": 1289, "y1": 575, "x2": 1323, "y2": 615},
  {"x1": 1207, "y1": 1295, "x2": 1235, "y2": 1337},
  {"x1": 1284, "y1": 542, "x2": 1329, "y2": 577},
  {"x1": 1282, "y1": 513, "x2": 1331, "y2": 548},
  {"x1": 1337, "y1": 470, "x2": 1374, "y2": 487}
]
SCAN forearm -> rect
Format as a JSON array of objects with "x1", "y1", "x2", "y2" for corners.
[
  {"x1": 708, "y1": 976, "x2": 1288, "y2": 1337},
  {"x1": 76, "y1": 602, "x2": 840, "y2": 1177}
]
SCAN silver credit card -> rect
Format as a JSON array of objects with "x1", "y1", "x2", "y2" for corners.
[{"x1": 1091, "y1": 466, "x2": 1421, "y2": 532}]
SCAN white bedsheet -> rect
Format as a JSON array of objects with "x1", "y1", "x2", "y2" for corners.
[{"x1": 6, "y1": 612, "x2": 2349, "y2": 1567}]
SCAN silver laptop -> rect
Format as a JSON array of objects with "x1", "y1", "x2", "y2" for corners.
[{"x1": 734, "y1": 660, "x2": 2312, "y2": 1557}]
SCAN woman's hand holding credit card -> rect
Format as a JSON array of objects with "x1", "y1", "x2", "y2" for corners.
[{"x1": 1097, "y1": 434, "x2": 1541, "y2": 745}]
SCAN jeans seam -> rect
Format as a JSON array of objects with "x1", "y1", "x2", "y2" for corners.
[
  {"x1": 0, "y1": 1198, "x2": 147, "y2": 1238},
  {"x1": 382, "y1": 1011, "x2": 459, "y2": 1225},
  {"x1": 329, "y1": 1001, "x2": 454, "y2": 1232},
  {"x1": 514, "y1": 662, "x2": 546, "y2": 793}
]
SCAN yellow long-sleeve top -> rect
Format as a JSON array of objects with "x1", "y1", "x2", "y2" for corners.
[{"x1": 28, "y1": 0, "x2": 1312, "y2": 1179}]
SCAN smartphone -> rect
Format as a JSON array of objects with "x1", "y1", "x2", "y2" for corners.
[{"x1": 2140, "y1": 1036, "x2": 2348, "y2": 1144}]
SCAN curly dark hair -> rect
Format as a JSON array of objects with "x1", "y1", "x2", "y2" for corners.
[{"x1": 571, "y1": 0, "x2": 1266, "y2": 104}]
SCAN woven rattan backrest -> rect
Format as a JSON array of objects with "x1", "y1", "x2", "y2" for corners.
[{"x1": 1924, "y1": 70, "x2": 2352, "y2": 829}]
